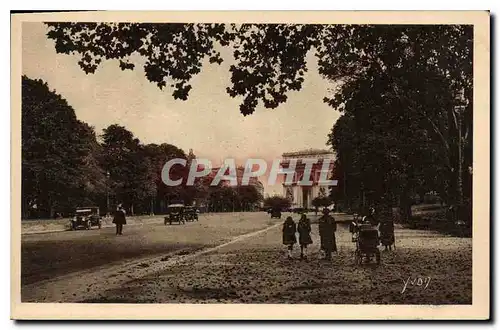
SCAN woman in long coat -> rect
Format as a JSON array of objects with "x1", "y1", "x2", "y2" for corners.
[
  {"x1": 282, "y1": 216, "x2": 297, "y2": 259},
  {"x1": 297, "y1": 214, "x2": 313, "y2": 259},
  {"x1": 318, "y1": 208, "x2": 337, "y2": 260},
  {"x1": 379, "y1": 219, "x2": 395, "y2": 251},
  {"x1": 112, "y1": 203, "x2": 127, "y2": 235}
]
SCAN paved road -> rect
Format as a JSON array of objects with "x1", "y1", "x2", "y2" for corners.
[{"x1": 21, "y1": 212, "x2": 284, "y2": 286}]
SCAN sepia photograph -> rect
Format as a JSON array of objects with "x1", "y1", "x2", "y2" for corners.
[{"x1": 10, "y1": 11, "x2": 490, "y2": 320}]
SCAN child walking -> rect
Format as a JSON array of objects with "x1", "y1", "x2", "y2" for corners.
[
  {"x1": 282, "y1": 216, "x2": 297, "y2": 259},
  {"x1": 297, "y1": 214, "x2": 313, "y2": 259}
]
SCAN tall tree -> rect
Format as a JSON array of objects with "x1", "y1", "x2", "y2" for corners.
[
  {"x1": 235, "y1": 184, "x2": 263, "y2": 211},
  {"x1": 327, "y1": 72, "x2": 448, "y2": 220},
  {"x1": 143, "y1": 143, "x2": 187, "y2": 212},
  {"x1": 100, "y1": 124, "x2": 155, "y2": 214},
  {"x1": 22, "y1": 75, "x2": 105, "y2": 218},
  {"x1": 322, "y1": 26, "x2": 472, "y2": 221}
]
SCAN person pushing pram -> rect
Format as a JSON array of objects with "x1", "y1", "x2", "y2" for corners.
[
  {"x1": 350, "y1": 207, "x2": 377, "y2": 241},
  {"x1": 350, "y1": 206, "x2": 395, "y2": 251}
]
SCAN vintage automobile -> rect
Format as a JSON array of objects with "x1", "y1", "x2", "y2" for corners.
[
  {"x1": 70, "y1": 206, "x2": 102, "y2": 230},
  {"x1": 164, "y1": 203, "x2": 186, "y2": 225},
  {"x1": 184, "y1": 206, "x2": 199, "y2": 222},
  {"x1": 270, "y1": 208, "x2": 282, "y2": 219}
]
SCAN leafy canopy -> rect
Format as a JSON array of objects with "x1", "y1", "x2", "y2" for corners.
[{"x1": 45, "y1": 23, "x2": 471, "y2": 117}]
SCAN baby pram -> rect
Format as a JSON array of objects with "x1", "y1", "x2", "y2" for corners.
[{"x1": 350, "y1": 222, "x2": 381, "y2": 265}]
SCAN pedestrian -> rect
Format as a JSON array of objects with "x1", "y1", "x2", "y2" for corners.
[
  {"x1": 112, "y1": 203, "x2": 127, "y2": 235},
  {"x1": 318, "y1": 207, "x2": 337, "y2": 260},
  {"x1": 379, "y1": 218, "x2": 395, "y2": 251},
  {"x1": 362, "y1": 207, "x2": 379, "y2": 226},
  {"x1": 282, "y1": 216, "x2": 297, "y2": 259},
  {"x1": 297, "y1": 213, "x2": 313, "y2": 259}
]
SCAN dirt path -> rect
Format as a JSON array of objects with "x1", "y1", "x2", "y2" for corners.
[{"x1": 86, "y1": 222, "x2": 472, "y2": 304}]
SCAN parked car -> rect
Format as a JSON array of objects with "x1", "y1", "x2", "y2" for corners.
[
  {"x1": 184, "y1": 206, "x2": 199, "y2": 222},
  {"x1": 270, "y1": 209, "x2": 282, "y2": 219},
  {"x1": 165, "y1": 203, "x2": 186, "y2": 225},
  {"x1": 70, "y1": 206, "x2": 102, "y2": 230}
]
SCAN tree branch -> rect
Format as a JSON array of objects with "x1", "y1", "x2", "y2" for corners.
[{"x1": 406, "y1": 103, "x2": 453, "y2": 171}]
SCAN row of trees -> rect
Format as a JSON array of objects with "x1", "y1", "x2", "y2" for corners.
[
  {"x1": 22, "y1": 76, "x2": 263, "y2": 219},
  {"x1": 263, "y1": 196, "x2": 291, "y2": 211},
  {"x1": 207, "y1": 184, "x2": 264, "y2": 212},
  {"x1": 44, "y1": 23, "x2": 473, "y2": 223}
]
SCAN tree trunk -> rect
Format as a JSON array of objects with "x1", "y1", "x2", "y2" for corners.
[
  {"x1": 456, "y1": 113, "x2": 464, "y2": 223},
  {"x1": 378, "y1": 193, "x2": 394, "y2": 222},
  {"x1": 22, "y1": 197, "x2": 28, "y2": 219},
  {"x1": 48, "y1": 195, "x2": 54, "y2": 219},
  {"x1": 399, "y1": 193, "x2": 412, "y2": 223}
]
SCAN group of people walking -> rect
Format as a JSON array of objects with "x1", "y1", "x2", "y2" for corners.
[
  {"x1": 282, "y1": 206, "x2": 396, "y2": 259},
  {"x1": 282, "y1": 208, "x2": 338, "y2": 260}
]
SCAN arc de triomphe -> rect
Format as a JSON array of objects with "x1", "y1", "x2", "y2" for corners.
[{"x1": 281, "y1": 149, "x2": 336, "y2": 209}]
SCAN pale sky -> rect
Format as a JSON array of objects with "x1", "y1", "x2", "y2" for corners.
[{"x1": 22, "y1": 22, "x2": 340, "y2": 195}]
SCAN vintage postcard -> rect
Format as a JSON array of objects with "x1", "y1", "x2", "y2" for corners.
[{"x1": 11, "y1": 11, "x2": 490, "y2": 320}]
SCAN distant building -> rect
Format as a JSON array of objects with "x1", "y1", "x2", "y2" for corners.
[{"x1": 281, "y1": 148, "x2": 336, "y2": 209}]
